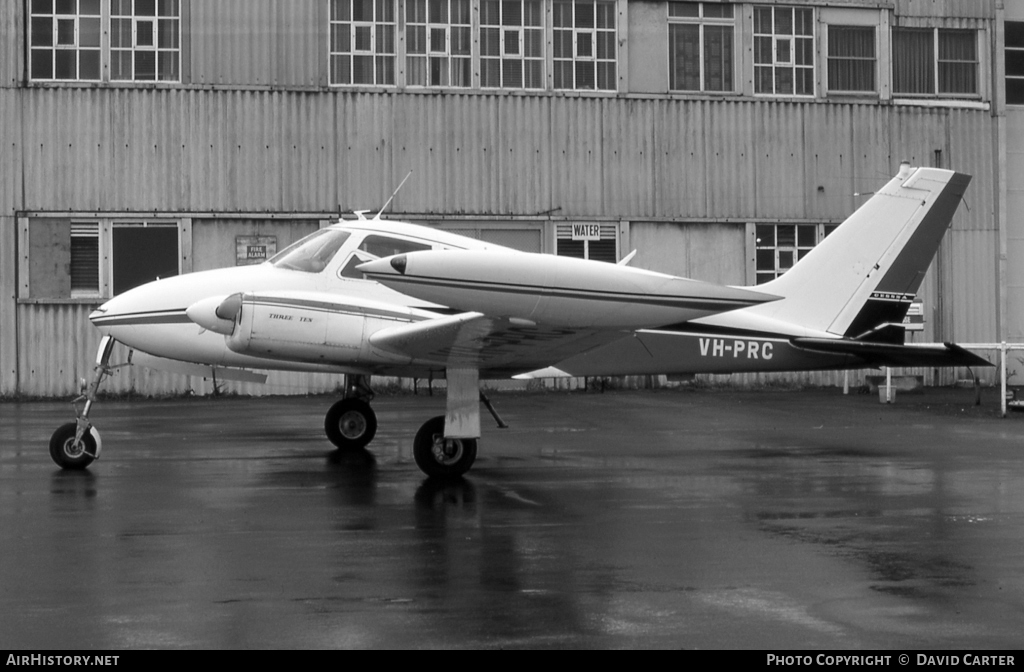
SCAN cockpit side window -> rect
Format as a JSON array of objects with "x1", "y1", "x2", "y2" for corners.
[
  {"x1": 340, "y1": 251, "x2": 375, "y2": 279},
  {"x1": 269, "y1": 229, "x2": 352, "y2": 273},
  {"x1": 339, "y1": 235, "x2": 433, "y2": 280}
]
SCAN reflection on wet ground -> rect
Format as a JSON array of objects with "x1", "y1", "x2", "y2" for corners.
[{"x1": 2, "y1": 388, "x2": 1023, "y2": 648}]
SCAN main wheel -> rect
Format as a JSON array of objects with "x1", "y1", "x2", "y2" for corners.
[
  {"x1": 49, "y1": 422, "x2": 100, "y2": 470},
  {"x1": 413, "y1": 415, "x2": 477, "y2": 478},
  {"x1": 325, "y1": 398, "x2": 377, "y2": 450}
]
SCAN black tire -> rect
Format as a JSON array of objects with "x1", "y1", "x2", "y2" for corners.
[
  {"x1": 49, "y1": 422, "x2": 98, "y2": 470},
  {"x1": 324, "y1": 398, "x2": 377, "y2": 450},
  {"x1": 413, "y1": 415, "x2": 477, "y2": 478}
]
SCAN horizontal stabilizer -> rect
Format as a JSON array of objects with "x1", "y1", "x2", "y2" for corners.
[{"x1": 790, "y1": 338, "x2": 993, "y2": 368}]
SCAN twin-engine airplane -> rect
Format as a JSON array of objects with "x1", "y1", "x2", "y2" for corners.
[{"x1": 51, "y1": 164, "x2": 988, "y2": 478}]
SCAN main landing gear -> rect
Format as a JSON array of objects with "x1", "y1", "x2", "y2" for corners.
[
  {"x1": 324, "y1": 375, "x2": 378, "y2": 450},
  {"x1": 324, "y1": 369, "x2": 506, "y2": 479},
  {"x1": 49, "y1": 336, "x2": 119, "y2": 470}
]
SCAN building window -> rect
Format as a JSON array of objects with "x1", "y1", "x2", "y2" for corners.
[
  {"x1": 24, "y1": 218, "x2": 181, "y2": 300},
  {"x1": 480, "y1": 0, "x2": 545, "y2": 89},
  {"x1": 330, "y1": 0, "x2": 396, "y2": 86},
  {"x1": 29, "y1": 0, "x2": 181, "y2": 83},
  {"x1": 827, "y1": 25, "x2": 875, "y2": 93},
  {"x1": 29, "y1": 0, "x2": 102, "y2": 81},
  {"x1": 892, "y1": 28, "x2": 978, "y2": 97},
  {"x1": 754, "y1": 223, "x2": 834, "y2": 284},
  {"x1": 668, "y1": 2, "x2": 735, "y2": 93},
  {"x1": 1006, "y1": 21, "x2": 1024, "y2": 105},
  {"x1": 406, "y1": 0, "x2": 471, "y2": 87},
  {"x1": 754, "y1": 5, "x2": 814, "y2": 96},
  {"x1": 110, "y1": 0, "x2": 180, "y2": 82},
  {"x1": 553, "y1": 0, "x2": 617, "y2": 91},
  {"x1": 556, "y1": 223, "x2": 617, "y2": 262}
]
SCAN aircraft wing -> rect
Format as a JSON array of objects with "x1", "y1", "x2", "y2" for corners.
[
  {"x1": 368, "y1": 311, "x2": 627, "y2": 373},
  {"x1": 790, "y1": 338, "x2": 993, "y2": 368}
]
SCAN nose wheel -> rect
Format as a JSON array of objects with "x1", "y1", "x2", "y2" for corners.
[
  {"x1": 49, "y1": 336, "x2": 118, "y2": 470},
  {"x1": 49, "y1": 422, "x2": 101, "y2": 470},
  {"x1": 413, "y1": 415, "x2": 477, "y2": 479}
]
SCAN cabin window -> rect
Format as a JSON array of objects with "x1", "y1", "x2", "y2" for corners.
[
  {"x1": 480, "y1": 0, "x2": 545, "y2": 89},
  {"x1": 667, "y1": 2, "x2": 735, "y2": 93},
  {"x1": 753, "y1": 5, "x2": 815, "y2": 97},
  {"x1": 827, "y1": 25, "x2": 876, "y2": 93},
  {"x1": 753, "y1": 223, "x2": 835, "y2": 284},
  {"x1": 29, "y1": 0, "x2": 181, "y2": 83},
  {"x1": 552, "y1": 0, "x2": 618, "y2": 91},
  {"x1": 357, "y1": 235, "x2": 432, "y2": 258},
  {"x1": 330, "y1": 0, "x2": 397, "y2": 86},
  {"x1": 406, "y1": 0, "x2": 472, "y2": 88},
  {"x1": 556, "y1": 223, "x2": 617, "y2": 262},
  {"x1": 892, "y1": 27, "x2": 978, "y2": 97},
  {"x1": 1005, "y1": 22, "x2": 1024, "y2": 105}
]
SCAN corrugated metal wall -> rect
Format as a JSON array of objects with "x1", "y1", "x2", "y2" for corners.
[
  {"x1": 189, "y1": 0, "x2": 325, "y2": 88},
  {"x1": 2, "y1": 87, "x2": 999, "y2": 221}
]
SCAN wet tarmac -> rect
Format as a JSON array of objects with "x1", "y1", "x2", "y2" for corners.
[{"x1": 2, "y1": 387, "x2": 1024, "y2": 650}]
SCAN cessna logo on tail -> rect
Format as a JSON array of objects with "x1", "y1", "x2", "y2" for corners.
[{"x1": 699, "y1": 338, "x2": 773, "y2": 360}]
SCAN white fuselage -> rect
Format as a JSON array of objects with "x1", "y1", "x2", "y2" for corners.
[{"x1": 89, "y1": 221, "x2": 500, "y2": 375}]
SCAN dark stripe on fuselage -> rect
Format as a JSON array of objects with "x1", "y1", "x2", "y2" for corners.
[
  {"x1": 246, "y1": 295, "x2": 431, "y2": 323},
  {"x1": 645, "y1": 322, "x2": 788, "y2": 340},
  {"x1": 365, "y1": 274, "x2": 762, "y2": 312},
  {"x1": 90, "y1": 310, "x2": 192, "y2": 327}
]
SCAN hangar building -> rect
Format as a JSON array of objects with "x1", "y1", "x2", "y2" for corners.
[{"x1": 0, "y1": 0, "x2": 1022, "y2": 396}]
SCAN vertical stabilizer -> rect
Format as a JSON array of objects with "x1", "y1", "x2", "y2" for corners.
[{"x1": 741, "y1": 166, "x2": 971, "y2": 338}]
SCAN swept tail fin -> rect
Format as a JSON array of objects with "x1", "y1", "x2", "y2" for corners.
[{"x1": 745, "y1": 165, "x2": 971, "y2": 339}]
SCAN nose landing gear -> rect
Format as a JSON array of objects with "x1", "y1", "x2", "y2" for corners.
[{"x1": 48, "y1": 336, "x2": 119, "y2": 470}]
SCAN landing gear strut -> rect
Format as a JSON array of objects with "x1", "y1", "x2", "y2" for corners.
[
  {"x1": 49, "y1": 336, "x2": 118, "y2": 470},
  {"x1": 324, "y1": 374, "x2": 377, "y2": 450}
]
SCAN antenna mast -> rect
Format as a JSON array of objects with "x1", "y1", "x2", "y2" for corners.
[{"x1": 375, "y1": 171, "x2": 413, "y2": 220}]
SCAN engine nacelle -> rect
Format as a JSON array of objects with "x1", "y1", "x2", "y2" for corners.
[{"x1": 224, "y1": 292, "x2": 418, "y2": 367}]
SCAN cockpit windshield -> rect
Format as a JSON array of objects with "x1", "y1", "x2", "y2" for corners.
[{"x1": 269, "y1": 229, "x2": 352, "y2": 273}]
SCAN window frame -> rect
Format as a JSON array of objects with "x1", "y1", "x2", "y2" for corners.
[
  {"x1": 1007, "y1": 21, "x2": 1024, "y2": 105},
  {"x1": 552, "y1": 0, "x2": 618, "y2": 92},
  {"x1": 667, "y1": 2, "x2": 736, "y2": 94},
  {"x1": 28, "y1": 0, "x2": 103, "y2": 82},
  {"x1": 329, "y1": 0, "x2": 397, "y2": 87},
  {"x1": 891, "y1": 26, "x2": 980, "y2": 99},
  {"x1": 752, "y1": 222, "x2": 835, "y2": 285},
  {"x1": 21, "y1": 218, "x2": 184, "y2": 301},
  {"x1": 825, "y1": 24, "x2": 877, "y2": 95},
  {"x1": 753, "y1": 4, "x2": 816, "y2": 98},
  {"x1": 405, "y1": 0, "x2": 472, "y2": 89},
  {"x1": 479, "y1": 0, "x2": 545, "y2": 90},
  {"x1": 28, "y1": 0, "x2": 183, "y2": 85}
]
